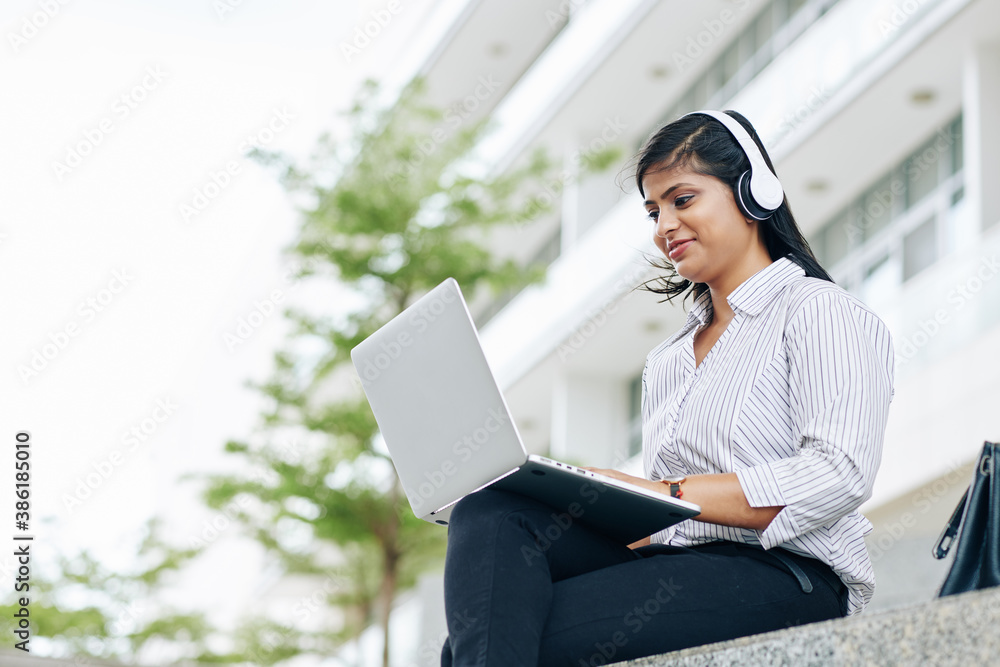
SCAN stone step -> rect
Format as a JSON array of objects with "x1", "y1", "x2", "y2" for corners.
[{"x1": 612, "y1": 586, "x2": 1000, "y2": 667}]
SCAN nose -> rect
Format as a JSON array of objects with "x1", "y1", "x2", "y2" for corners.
[{"x1": 655, "y1": 210, "x2": 677, "y2": 240}]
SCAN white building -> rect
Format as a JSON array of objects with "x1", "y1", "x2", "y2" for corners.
[{"x1": 354, "y1": 0, "x2": 1000, "y2": 663}]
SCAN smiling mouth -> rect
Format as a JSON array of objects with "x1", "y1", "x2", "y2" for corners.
[{"x1": 668, "y1": 239, "x2": 694, "y2": 260}]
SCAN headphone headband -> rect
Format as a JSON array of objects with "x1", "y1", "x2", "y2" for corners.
[{"x1": 681, "y1": 110, "x2": 784, "y2": 216}]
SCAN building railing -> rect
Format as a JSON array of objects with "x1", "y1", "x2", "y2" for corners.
[
  {"x1": 659, "y1": 0, "x2": 842, "y2": 130},
  {"x1": 813, "y1": 116, "x2": 965, "y2": 306}
]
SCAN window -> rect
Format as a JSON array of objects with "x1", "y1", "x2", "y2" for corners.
[
  {"x1": 951, "y1": 120, "x2": 964, "y2": 174},
  {"x1": 902, "y1": 217, "x2": 937, "y2": 281},
  {"x1": 754, "y1": 5, "x2": 775, "y2": 62},
  {"x1": 810, "y1": 114, "x2": 964, "y2": 297},
  {"x1": 905, "y1": 137, "x2": 941, "y2": 210},
  {"x1": 821, "y1": 210, "x2": 851, "y2": 266},
  {"x1": 860, "y1": 174, "x2": 899, "y2": 242},
  {"x1": 626, "y1": 374, "x2": 643, "y2": 459},
  {"x1": 787, "y1": 0, "x2": 809, "y2": 16},
  {"x1": 721, "y1": 41, "x2": 741, "y2": 89},
  {"x1": 657, "y1": 0, "x2": 846, "y2": 127},
  {"x1": 860, "y1": 252, "x2": 894, "y2": 305}
]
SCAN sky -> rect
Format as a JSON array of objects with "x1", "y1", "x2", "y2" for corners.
[{"x1": 0, "y1": 0, "x2": 441, "y2": 656}]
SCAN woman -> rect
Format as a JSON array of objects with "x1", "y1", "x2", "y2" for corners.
[{"x1": 439, "y1": 110, "x2": 894, "y2": 666}]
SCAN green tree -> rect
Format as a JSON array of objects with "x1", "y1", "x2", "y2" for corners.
[
  {"x1": 203, "y1": 78, "x2": 621, "y2": 666},
  {"x1": 0, "y1": 520, "x2": 234, "y2": 664}
]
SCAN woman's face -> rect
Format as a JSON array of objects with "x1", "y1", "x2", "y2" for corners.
[{"x1": 642, "y1": 163, "x2": 762, "y2": 290}]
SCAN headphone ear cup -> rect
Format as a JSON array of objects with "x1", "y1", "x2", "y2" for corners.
[{"x1": 736, "y1": 170, "x2": 773, "y2": 221}]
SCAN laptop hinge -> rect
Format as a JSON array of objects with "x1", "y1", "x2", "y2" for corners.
[{"x1": 430, "y1": 466, "x2": 522, "y2": 515}]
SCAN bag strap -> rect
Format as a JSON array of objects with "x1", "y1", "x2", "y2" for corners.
[
  {"x1": 932, "y1": 441, "x2": 997, "y2": 560},
  {"x1": 932, "y1": 486, "x2": 969, "y2": 559}
]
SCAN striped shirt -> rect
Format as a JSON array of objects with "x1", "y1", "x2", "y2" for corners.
[{"x1": 641, "y1": 257, "x2": 894, "y2": 615}]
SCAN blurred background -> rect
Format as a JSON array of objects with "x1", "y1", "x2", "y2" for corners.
[{"x1": 2, "y1": 0, "x2": 999, "y2": 665}]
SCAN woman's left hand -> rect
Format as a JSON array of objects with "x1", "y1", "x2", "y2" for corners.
[{"x1": 581, "y1": 467, "x2": 784, "y2": 530}]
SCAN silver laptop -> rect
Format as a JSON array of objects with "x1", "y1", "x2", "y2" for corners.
[{"x1": 351, "y1": 278, "x2": 700, "y2": 544}]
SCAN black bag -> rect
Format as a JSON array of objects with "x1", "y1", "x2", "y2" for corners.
[{"x1": 932, "y1": 441, "x2": 999, "y2": 597}]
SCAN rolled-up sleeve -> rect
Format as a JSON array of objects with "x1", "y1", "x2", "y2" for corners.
[{"x1": 735, "y1": 290, "x2": 894, "y2": 550}]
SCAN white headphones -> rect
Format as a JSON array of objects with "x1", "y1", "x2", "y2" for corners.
[{"x1": 682, "y1": 110, "x2": 784, "y2": 220}]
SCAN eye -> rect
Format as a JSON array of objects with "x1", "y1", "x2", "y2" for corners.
[
  {"x1": 674, "y1": 195, "x2": 693, "y2": 207},
  {"x1": 646, "y1": 209, "x2": 659, "y2": 222}
]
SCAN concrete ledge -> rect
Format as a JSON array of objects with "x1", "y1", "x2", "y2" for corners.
[
  {"x1": 0, "y1": 650, "x2": 126, "y2": 666},
  {"x1": 613, "y1": 586, "x2": 1000, "y2": 667}
]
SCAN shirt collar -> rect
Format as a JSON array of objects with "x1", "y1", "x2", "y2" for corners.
[
  {"x1": 727, "y1": 256, "x2": 804, "y2": 316},
  {"x1": 687, "y1": 289, "x2": 713, "y2": 327},
  {"x1": 684, "y1": 256, "x2": 805, "y2": 324}
]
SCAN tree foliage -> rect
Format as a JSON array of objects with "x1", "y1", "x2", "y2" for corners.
[
  {"x1": 201, "y1": 77, "x2": 575, "y2": 666},
  {"x1": 0, "y1": 520, "x2": 230, "y2": 664},
  {"x1": 3, "y1": 77, "x2": 622, "y2": 667}
]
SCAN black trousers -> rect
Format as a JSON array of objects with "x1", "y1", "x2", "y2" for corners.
[{"x1": 440, "y1": 488, "x2": 848, "y2": 667}]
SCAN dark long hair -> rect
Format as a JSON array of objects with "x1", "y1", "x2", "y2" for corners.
[{"x1": 633, "y1": 110, "x2": 832, "y2": 303}]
